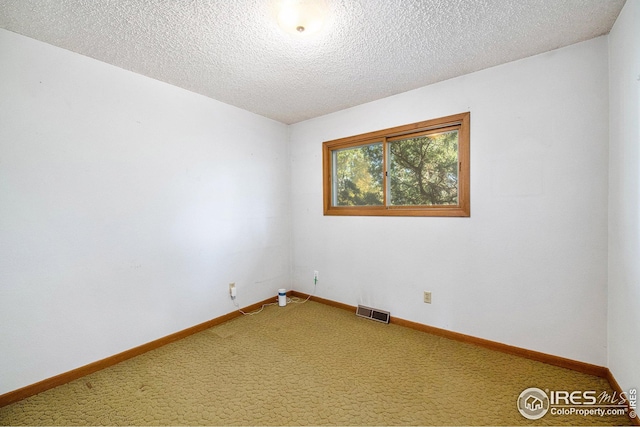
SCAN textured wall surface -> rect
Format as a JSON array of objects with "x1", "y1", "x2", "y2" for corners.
[{"x1": 0, "y1": 0, "x2": 625, "y2": 124}]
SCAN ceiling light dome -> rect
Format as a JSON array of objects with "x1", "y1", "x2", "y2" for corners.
[{"x1": 277, "y1": 0, "x2": 327, "y2": 36}]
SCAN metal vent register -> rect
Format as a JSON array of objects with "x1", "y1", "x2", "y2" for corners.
[{"x1": 355, "y1": 305, "x2": 390, "y2": 324}]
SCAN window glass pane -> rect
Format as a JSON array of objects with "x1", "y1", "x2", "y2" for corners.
[
  {"x1": 388, "y1": 130, "x2": 459, "y2": 206},
  {"x1": 333, "y1": 142, "x2": 383, "y2": 206}
]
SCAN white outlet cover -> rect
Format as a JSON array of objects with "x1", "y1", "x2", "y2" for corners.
[{"x1": 424, "y1": 291, "x2": 432, "y2": 304}]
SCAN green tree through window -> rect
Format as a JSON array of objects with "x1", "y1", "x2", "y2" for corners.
[
  {"x1": 334, "y1": 143, "x2": 383, "y2": 206},
  {"x1": 323, "y1": 112, "x2": 470, "y2": 217},
  {"x1": 388, "y1": 130, "x2": 459, "y2": 206}
]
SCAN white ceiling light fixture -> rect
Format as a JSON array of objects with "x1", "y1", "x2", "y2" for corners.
[{"x1": 277, "y1": 0, "x2": 328, "y2": 36}]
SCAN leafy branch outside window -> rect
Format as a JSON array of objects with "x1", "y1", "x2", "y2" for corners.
[{"x1": 323, "y1": 112, "x2": 470, "y2": 217}]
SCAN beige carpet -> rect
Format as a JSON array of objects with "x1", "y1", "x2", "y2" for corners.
[{"x1": 0, "y1": 300, "x2": 632, "y2": 426}]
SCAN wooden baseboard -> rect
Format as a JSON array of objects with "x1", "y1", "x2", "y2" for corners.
[
  {"x1": 294, "y1": 291, "x2": 640, "y2": 423},
  {"x1": 292, "y1": 291, "x2": 640, "y2": 424},
  {"x1": 290, "y1": 291, "x2": 355, "y2": 313},
  {"x1": 392, "y1": 316, "x2": 608, "y2": 378},
  {"x1": 290, "y1": 290, "x2": 608, "y2": 377},
  {"x1": 607, "y1": 369, "x2": 640, "y2": 426},
  {"x1": 3, "y1": 290, "x2": 636, "y2": 426},
  {"x1": 0, "y1": 296, "x2": 276, "y2": 408}
]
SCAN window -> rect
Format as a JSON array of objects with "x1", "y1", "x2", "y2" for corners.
[{"x1": 323, "y1": 112, "x2": 470, "y2": 217}]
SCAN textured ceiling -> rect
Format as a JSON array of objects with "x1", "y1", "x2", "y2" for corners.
[{"x1": 0, "y1": 0, "x2": 626, "y2": 124}]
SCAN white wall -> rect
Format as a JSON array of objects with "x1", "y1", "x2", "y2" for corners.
[
  {"x1": 0, "y1": 29, "x2": 290, "y2": 395},
  {"x1": 1, "y1": 17, "x2": 630, "y2": 397},
  {"x1": 290, "y1": 37, "x2": 610, "y2": 365},
  {"x1": 608, "y1": 0, "x2": 640, "y2": 394}
]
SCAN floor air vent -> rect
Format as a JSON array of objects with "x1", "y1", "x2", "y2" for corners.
[{"x1": 355, "y1": 305, "x2": 390, "y2": 324}]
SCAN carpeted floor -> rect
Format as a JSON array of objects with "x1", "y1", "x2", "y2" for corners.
[{"x1": 0, "y1": 300, "x2": 632, "y2": 426}]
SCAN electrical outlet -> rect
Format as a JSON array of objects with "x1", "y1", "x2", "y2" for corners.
[
  {"x1": 423, "y1": 291, "x2": 432, "y2": 304},
  {"x1": 229, "y1": 283, "x2": 236, "y2": 299},
  {"x1": 313, "y1": 270, "x2": 319, "y2": 281}
]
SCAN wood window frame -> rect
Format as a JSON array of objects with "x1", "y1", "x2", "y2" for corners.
[{"x1": 322, "y1": 112, "x2": 470, "y2": 217}]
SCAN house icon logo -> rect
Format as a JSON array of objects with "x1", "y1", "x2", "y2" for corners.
[
  {"x1": 525, "y1": 395, "x2": 544, "y2": 410},
  {"x1": 517, "y1": 387, "x2": 550, "y2": 420}
]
